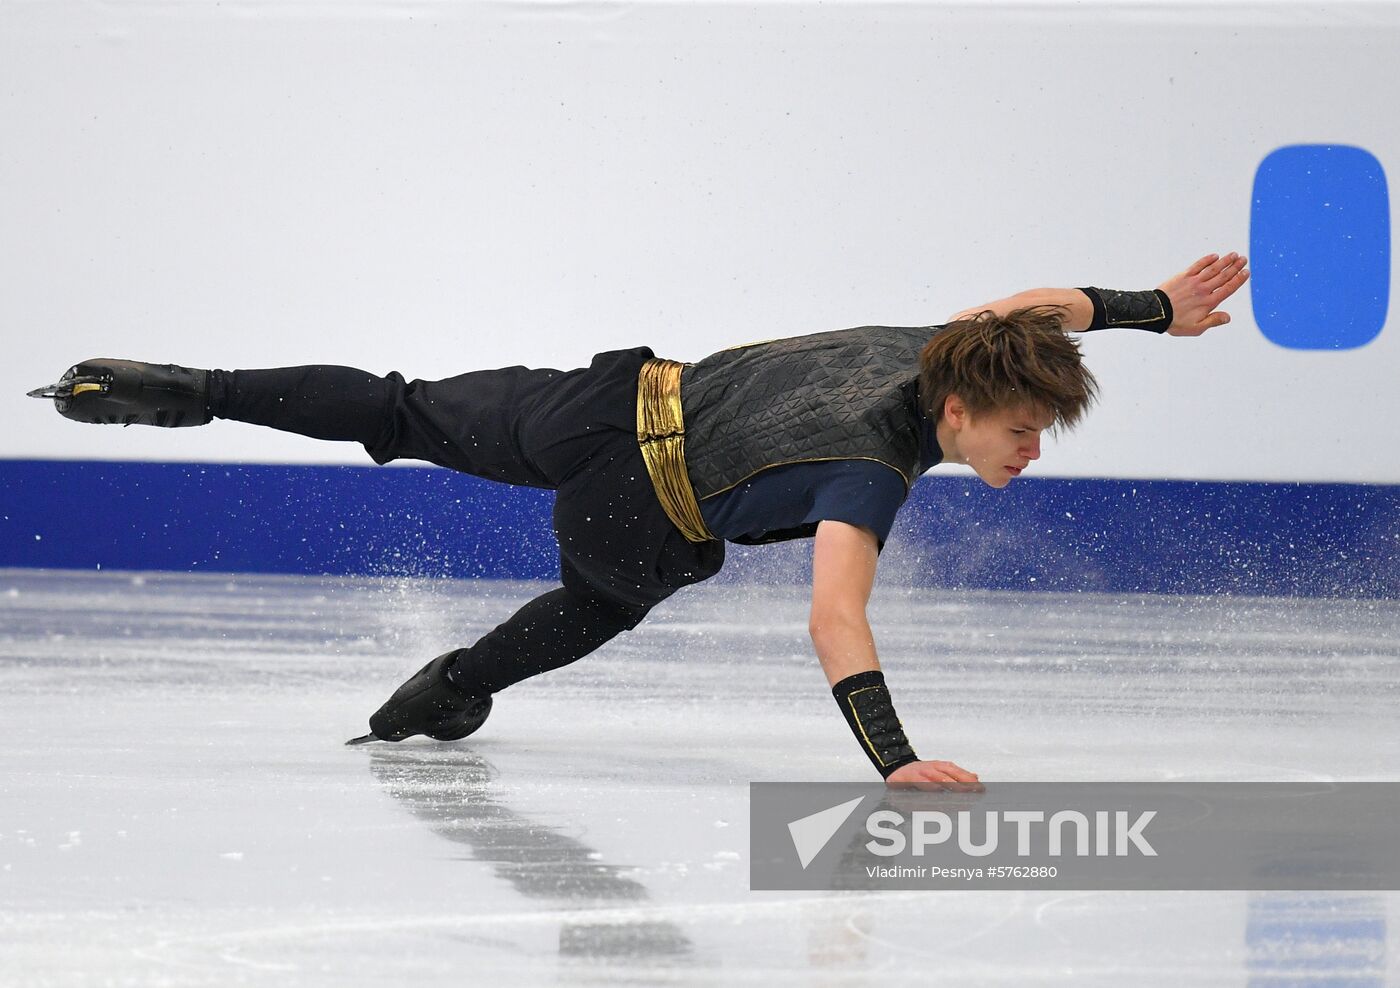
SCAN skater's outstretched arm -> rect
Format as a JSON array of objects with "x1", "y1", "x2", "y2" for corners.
[
  {"x1": 810, "y1": 520, "x2": 980, "y2": 790},
  {"x1": 944, "y1": 251, "x2": 1250, "y2": 336}
]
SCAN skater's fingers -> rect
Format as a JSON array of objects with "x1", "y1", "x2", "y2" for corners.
[
  {"x1": 1199, "y1": 252, "x2": 1237, "y2": 282},
  {"x1": 1186, "y1": 253, "x2": 1220, "y2": 277},
  {"x1": 887, "y1": 760, "x2": 985, "y2": 792},
  {"x1": 924, "y1": 768, "x2": 984, "y2": 792},
  {"x1": 929, "y1": 760, "x2": 980, "y2": 782},
  {"x1": 1212, "y1": 265, "x2": 1250, "y2": 300},
  {"x1": 1203, "y1": 254, "x2": 1246, "y2": 293}
]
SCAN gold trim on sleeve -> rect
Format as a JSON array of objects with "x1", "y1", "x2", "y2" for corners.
[
  {"x1": 846, "y1": 686, "x2": 900, "y2": 768},
  {"x1": 636, "y1": 358, "x2": 717, "y2": 544}
]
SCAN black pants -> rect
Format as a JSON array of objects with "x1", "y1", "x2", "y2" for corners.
[{"x1": 209, "y1": 347, "x2": 725, "y2": 694}]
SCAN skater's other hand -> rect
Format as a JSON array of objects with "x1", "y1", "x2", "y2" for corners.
[
  {"x1": 884, "y1": 759, "x2": 983, "y2": 792},
  {"x1": 1158, "y1": 251, "x2": 1250, "y2": 337}
]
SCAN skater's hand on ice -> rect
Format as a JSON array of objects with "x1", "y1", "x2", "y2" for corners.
[
  {"x1": 884, "y1": 759, "x2": 983, "y2": 792},
  {"x1": 1157, "y1": 251, "x2": 1250, "y2": 337}
]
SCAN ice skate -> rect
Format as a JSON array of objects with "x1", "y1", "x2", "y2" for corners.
[
  {"x1": 349, "y1": 651, "x2": 494, "y2": 744},
  {"x1": 28, "y1": 358, "x2": 210, "y2": 427}
]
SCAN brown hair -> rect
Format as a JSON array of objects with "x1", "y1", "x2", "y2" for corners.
[{"x1": 918, "y1": 304, "x2": 1099, "y2": 431}]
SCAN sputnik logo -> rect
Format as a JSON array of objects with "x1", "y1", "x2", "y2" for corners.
[{"x1": 787, "y1": 796, "x2": 867, "y2": 869}]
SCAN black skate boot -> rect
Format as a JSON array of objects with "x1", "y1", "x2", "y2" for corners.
[
  {"x1": 347, "y1": 651, "x2": 494, "y2": 745},
  {"x1": 27, "y1": 358, "x2": 210, "y2": 427}
]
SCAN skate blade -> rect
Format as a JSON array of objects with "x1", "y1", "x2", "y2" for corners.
[
  {"x1": 27, "y1": 377, "x2": 105, "y2": 400},
  {"x1": 344, "y1": 733, "x2": 382, "y2": 746}
]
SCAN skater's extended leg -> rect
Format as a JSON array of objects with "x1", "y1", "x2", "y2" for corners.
[
  {"x1": 33, "y1": 358, "x2": 573, "y2": 487},
  {"x1": 29, "y1": 359, "x2": 418, "y2": 448},
  {"x1": 27, "y1": 359, "x2": 385, "y2": 436},
  {"x1": 209, "y1": 366, "x2": 400, "y2": 445},
  {"x1": 212, "y1": 364, "x2": 565, "y2": 484}
]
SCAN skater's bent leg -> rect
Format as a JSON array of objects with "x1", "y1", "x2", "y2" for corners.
[
  {"x1": 358, "y1": 585, "x2": 646, "y2": 744},
  {"x1": 446, "y1": 586, "x2": 650, "y2": 695}
]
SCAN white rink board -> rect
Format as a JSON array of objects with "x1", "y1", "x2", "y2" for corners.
[{"x1": 3, "y1": 1, "x2": 1398, "y2": 483}]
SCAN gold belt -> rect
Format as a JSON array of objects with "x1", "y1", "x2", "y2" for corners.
[{"x1": 636, "y1": 358, "x2": 716, "y2": 543}]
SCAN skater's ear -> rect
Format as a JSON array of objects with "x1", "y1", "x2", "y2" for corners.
[{"x1": 942, "y1": 394, "x2": 970, "y2": 428}]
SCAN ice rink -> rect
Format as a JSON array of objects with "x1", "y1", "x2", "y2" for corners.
[{"x1": 3, "y1": 568, "x2": 1398, "y2": 985}]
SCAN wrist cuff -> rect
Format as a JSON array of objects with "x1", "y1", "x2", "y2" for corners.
[
  {"x1": 832, "y1": 670, "x2": 918, "y2": 779},
  {"x1": 1077, "y1": 287, "x2": 1174, "y2": 333}
]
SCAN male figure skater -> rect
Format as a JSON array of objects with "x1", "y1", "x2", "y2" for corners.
[{"x1": 31, "y1": 252, "x2": 1249, "y2": 787}]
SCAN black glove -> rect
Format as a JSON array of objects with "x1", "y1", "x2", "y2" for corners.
[{"x1": 367, "y1": 651, "x2": 493, "y2": 742}]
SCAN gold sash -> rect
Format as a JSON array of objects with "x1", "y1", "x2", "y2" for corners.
[{"x1": 636, "y1": 358, "x2": 716, "y2": 543}]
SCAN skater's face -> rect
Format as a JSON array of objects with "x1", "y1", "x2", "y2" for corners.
[{"x1": 940, "y1": 396, "x2": 1053, "y2": 488}]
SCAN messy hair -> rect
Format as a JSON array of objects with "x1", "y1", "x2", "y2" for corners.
[{"x1": 918, "y1": 305, "x2": 1099, "y2": 431}]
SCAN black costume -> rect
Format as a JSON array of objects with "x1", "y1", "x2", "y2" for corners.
[{"x1": 207, "y1": 326, "x2": 936, "y2": 697}]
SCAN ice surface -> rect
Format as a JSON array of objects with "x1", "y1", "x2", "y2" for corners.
[{"x1": 2, "y1": 569, "x2": 1398, "y2": 985}]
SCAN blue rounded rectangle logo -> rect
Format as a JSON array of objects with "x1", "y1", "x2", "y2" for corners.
[{"x1": 1250, "y1": 145, "x2": 1390, "y2": 350}]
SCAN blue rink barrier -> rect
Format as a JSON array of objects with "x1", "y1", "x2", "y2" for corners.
[{"x1": 1, "y1": 459, "x2": 1397, "y2": 599}]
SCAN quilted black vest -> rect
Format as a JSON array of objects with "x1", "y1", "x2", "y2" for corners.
[{"x1": 679, "y1": 325, "x2": 938, "y2": 501}]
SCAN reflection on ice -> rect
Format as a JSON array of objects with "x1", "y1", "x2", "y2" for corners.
[{"x1": 368, "y1": 747, "x2": 695, "y2": 963}]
